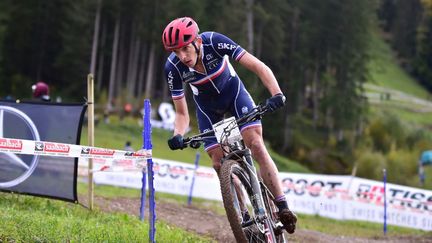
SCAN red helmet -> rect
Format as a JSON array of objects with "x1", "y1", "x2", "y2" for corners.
[
  {"x1": 162, "y1": 17, "x2": 199, "y2": 51},
  {"x1": 32, "y1": 81, "x2": 49, "y2": 98}
]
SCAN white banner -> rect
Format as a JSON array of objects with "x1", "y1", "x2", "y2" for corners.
[
  {"x1": 278, "y1": 172, "x2": 352, "y2": 219},
  {"x1": 90, "y1": 158, "x2": 221, "y2": 201},
  {"x1": 346, "y1": 177, "x2": 432, "y2": 231}
]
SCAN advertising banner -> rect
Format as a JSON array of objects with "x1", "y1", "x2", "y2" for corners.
[
  {"x1": 346, "y1": 177, "x2": 432, "y2": 231},
  {"x1": 91, "y1": 158, "x2": 221, "y2": 201},
  {"x1": 0, "y1": 101, "x2": 86, "y2": 202},
  {"x1": 279, "y1": 172, "x2": 352, "y2": 219}
]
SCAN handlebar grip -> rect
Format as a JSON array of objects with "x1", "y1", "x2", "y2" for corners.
[{"x1": 259, "y1": 103, "x2": 270, "y2": 112}]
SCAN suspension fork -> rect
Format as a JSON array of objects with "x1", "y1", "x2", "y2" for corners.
[{"x1": 242, "y1": 148, "x2": 268, "y2": 221}]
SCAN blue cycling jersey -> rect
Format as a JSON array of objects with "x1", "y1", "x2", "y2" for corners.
[{"x1": 164, "y1": 31, "x2": 261, "y2": 151}]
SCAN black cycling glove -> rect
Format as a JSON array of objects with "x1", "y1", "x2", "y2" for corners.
[
  {"x1": 167, "y1": 134, "x2": 185, "y2": 150},
  {"x1": 265, "y1": 93, "x2": 286, "y2": 112}
]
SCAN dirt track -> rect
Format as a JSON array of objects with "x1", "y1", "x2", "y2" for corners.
[{"x1": 80, "y1": 195, "x2": 432, "y2": 243}]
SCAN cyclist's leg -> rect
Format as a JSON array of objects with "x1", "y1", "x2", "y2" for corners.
[
  {"x1": 229, "y1": 78, "x2": 297, "y2": 233},
  {"x1": 192, "y1": 95, "x2": 227, "y2": 173},
  {"x1": 241, "y1": 127, "x2": 283, "y2": 201},
  {"x1": 207, "y1": 146, "x2": 223, "y2": 174},
  {"x1": 228, "y1": 77, "x2": 281, "y2": 198},
  {"x1": 242, "y1": 127, "x2": 297, "y2": 234}
]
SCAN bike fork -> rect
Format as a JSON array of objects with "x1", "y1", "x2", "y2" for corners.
[
  {"x1": 243, "y1": 153, "x2": 276, "y2": 243},
  {"x1": 242, "y1": 149, "x2": 268, "y2": 221}
]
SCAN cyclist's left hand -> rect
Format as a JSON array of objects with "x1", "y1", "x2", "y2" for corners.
[{"x1": 266, "y1": 93, "x2": 286, "y2": 111}]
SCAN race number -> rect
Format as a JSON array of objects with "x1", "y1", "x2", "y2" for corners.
[{"x1": 212, "y1": 117, "x2": 242, "y2": 144}]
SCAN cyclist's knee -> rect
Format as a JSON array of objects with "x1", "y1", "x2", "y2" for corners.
[{"x1": 249, "y1": 138, "x2": 266, "y2": 156}]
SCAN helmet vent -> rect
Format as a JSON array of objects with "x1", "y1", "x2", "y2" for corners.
[
  {"x1": 183, "y1": 34, "x2": 191, "y2": 42},
  {"x1": 174, "y1": 29, "x2": 180, "y2": 45},
  {"x1": 168, "y1": 27, "x2": 173, "y2": 44}
]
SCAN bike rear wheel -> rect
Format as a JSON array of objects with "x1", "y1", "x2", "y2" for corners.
[{"x1": 219, "y1": 159, "x2": 279, "y2": 243}]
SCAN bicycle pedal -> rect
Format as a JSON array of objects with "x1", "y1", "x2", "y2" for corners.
[{"x1": 274, "y1": 222, "x2": 284, "y2": 235}]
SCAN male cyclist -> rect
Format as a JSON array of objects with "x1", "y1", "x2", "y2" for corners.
[{"x1": 162, "y1": 17, "x2": 297, "y2": 234}]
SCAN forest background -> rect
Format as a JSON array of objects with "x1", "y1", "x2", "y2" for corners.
[{"x1": 1, "y1": 0, "x2": 432, "y2": 189}]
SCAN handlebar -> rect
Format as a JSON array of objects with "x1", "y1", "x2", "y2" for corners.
[{"x1": 182, "y1": 103, "x2": 271, "y2": 149}]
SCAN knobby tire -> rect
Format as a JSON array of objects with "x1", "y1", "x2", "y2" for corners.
[{"x1": 220, "y1": 159, "x2": 283, "y2": 243}]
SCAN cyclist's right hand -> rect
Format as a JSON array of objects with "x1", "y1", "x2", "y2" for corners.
[{"x1": 167, "y1": 134, "x2": 185, "y2": 150}]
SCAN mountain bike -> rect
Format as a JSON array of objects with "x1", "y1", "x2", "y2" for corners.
[{"x1": 183, "y1": 103, "x2": 286, "y2": 243}]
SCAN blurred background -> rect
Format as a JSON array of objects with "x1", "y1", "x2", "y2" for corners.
[{"x1": 1, "y1": 0, "x2": 432, "y2": 189}]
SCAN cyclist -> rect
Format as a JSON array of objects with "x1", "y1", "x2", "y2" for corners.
[{"x1": 162, "y1": 16, "x2": 297, "y2": 234}]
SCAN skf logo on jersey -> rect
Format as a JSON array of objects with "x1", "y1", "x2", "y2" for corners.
[
  {"x1": 81, "y1": 147, "x2": 90, "y2": 154},
  {"x1": 0, "y1": 138, "x2": 23, "y2": 150},
  {"x1": 217, "y1": 43, "x2": 237, "y2": 50},
  {"x1": 90, "y1": 148, "x2": 115, "y2": 156},
  {"x1": 44, "y1": 143, "x2": 70, "y2": 153},
  {"x1": 168, "y1": 71, "x2": 174, "y2": 90},
  {"x1": 35, "y1": 142, "x2": 44, "y2": 151}
]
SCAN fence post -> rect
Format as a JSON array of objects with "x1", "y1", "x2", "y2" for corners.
[
  {"x1": 140, "y1": 99, "x2": 156, "y2": 242},
  {"x1": 383, "y1": 168, "x2": 387, "y2": 235},
  {"x1": 188, "y1": 152, "x2": 200, "y2": 206},
  {"x1": 87, "y1": 74, "x2": 95, "y2": 210}
]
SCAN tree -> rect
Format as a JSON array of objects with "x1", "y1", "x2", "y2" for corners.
[{"x1": 413, "y1": 1, "x2": 432, "y2": 90}]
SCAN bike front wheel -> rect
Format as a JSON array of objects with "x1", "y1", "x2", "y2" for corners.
[{"x1": 219, "y1": 159, "x2": 280, "y2": 243}]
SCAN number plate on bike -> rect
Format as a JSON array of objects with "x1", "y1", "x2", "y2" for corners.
[{"x1": 212, "y1": 116, "x2": 242, "y2": 144}]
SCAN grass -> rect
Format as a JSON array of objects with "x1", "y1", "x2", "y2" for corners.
[
  {"x1": 369, "y1": 105, "x2": 432, "y2": 126},
  {"x1": 367, "y1": 29, "x2": 431, "y2": 99},
  {"x1": 0, "y1": 192, "x2": 213, "y2": 242},
  {"x1": 366, "y1": 26, "x2": 432, "y2": 128}
]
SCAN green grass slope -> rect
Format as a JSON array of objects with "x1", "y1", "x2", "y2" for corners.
[
  {"x1": 0, "y1": 192, "x2": 212, "y2": 242},
  {"x1": 368, "y1": 30, "x2": 430, "y2": 99},
  {"x1": 366, "y1": 29, "x2": 432, "y2": 126}
]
